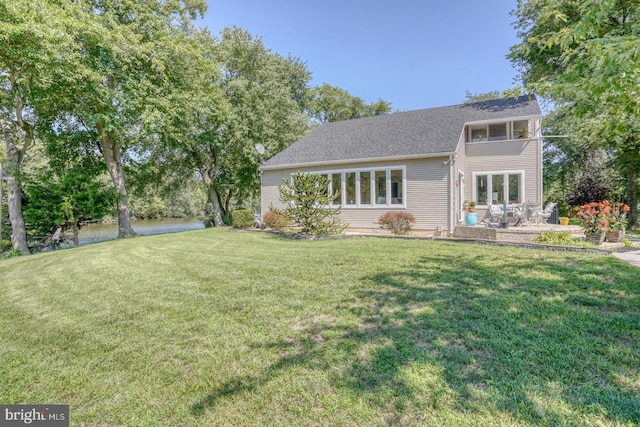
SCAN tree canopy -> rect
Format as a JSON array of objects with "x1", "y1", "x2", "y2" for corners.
[
  {"x1": 509, "y1": 0, "x2": 640, "y2": 227},
  {"x1": 309, "y1": 83, "x2": 392, "y2": 124}
]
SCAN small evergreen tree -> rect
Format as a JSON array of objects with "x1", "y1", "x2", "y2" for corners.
[{"x1": 278, "y1": 173, "x2": 347, "y2": 237}]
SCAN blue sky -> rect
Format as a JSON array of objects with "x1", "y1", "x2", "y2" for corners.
[{"x1": 200, "y1": 1, "x2": 521, "y2": 112}]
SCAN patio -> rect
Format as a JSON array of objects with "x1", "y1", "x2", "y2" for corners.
[{"x1": 453, "y1": 223, "x2": 585, "y2": 243}]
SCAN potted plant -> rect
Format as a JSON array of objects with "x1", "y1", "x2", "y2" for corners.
[
  {"x1": 465, "y1": 201, "x2": 477, "y2": 226},
  {"x1": 517, "y1": 128, "x2": 530, "y2": 139},
  {"x1": 467, "y1": 201, "x2": 476, "y2": 212},
  {"x1": 605, "y1": 202, "x2": 630, "y2": 242},
  {"x1": 559, "y1": 216, "x2": 569, "y2": 226},
  {"x1": 576, "y1": 201, "x2": 610, "y2": 245}
]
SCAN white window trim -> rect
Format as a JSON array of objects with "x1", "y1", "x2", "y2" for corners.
[
  {"x1": 472, "y1": 170, "x2": 525, "y2": 207},
  {"x1": 466, "y1": 119, "x2": 532, "y2": 143},
  {"x1": 301, "y1": 166, "x2": 407, "y2": 209}
]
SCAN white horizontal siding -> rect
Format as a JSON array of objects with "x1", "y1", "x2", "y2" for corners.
[
  {"x1": 260, "y1": 157, "x2": 451, "y2": 231},
  {"x1": 464, "y1": 139, "x2": 541, "y2": 206}
]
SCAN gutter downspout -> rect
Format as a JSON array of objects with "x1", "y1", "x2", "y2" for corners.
[{"x1": 448, "y1": 154, "x2": 455, "y2": 235}]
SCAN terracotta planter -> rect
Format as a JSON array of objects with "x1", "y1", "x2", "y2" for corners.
[
  {"x1": 605, "y1": 230, "x2": 625, "y2": 243},
  {"x1": 584, "y1": 232, "x2": 605, "y2": 245}
]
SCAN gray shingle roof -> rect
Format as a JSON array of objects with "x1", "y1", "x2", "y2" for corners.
[{"x1": 263, "y1": 95, "x2": 541, "y2": 169}]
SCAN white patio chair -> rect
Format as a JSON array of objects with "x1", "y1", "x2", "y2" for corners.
[
  {"x1": 487, "y1": 204, "x2": 503, "y2": 223},
  {"x1": 512, "y1": 206, "x2": 525, "y2": 226},
  {"x1": 536, "y1": 202, "x2": 557, "y2": 224}
]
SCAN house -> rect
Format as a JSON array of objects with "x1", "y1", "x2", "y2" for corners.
[{"x1": 260, "y1": 95, "x2": 543, "y2": 234}]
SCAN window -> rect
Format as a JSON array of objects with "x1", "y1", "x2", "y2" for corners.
[
  {"x1": 467, "y1": 120, "x2": 530, "y2": 142},
  {"x1": 306, "y1": 167, "x2": 405, "y2": 208},
  {"x1": 360, "y1": 171, "x2": 371, "y2": 204},
  {"x1": 476, "y1": 175, "x2": 488, "y2": 205},
  {"x1": 345, "y1": 172, "x2": 356, "y2": 205},
  {"x1": 491, "y1": 175, "x2": 504, "y2": 204},
  {"x1": 470, "y1": 125, "x2": 488, "y2": 142},
  {"x1": 474, "y1": 171, "x2": 523, "y2": 205},
  {"x1": 331, "y1": 173, "x2": 341, "y2": 205},
  {"x1": 375, "y1": 170, "x2": 387, "y2": 205},
  {"x1": 390, "y1": 169, "x2": 403, "y2": 204},
  {"x1": 513, "y1": 120, "x2": 528, "y2": 138},
  {"x1": 508, "y1": 174, "x2": 520, "y2": 203},
  {"x1": 488, "y1": 123, "x2": 507, "y2": 141}
]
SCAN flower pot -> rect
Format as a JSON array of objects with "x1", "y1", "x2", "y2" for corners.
[
  {"x1": 559, "y1": 218, "x2": 569, "y2": 226},
  {"x1": 605, "y1": 230, "x2": 625, "y2": 243},
  {"x1": 584, "y1": 232, "x2": 605, "y2": 245},
  {"x1": 465, "y1": 212, "x2": 477, "y2": 226}
]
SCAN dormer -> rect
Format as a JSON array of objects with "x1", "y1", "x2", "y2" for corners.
[{"x1": 465, "y1": 119, "x2": 531, "y2": 143}]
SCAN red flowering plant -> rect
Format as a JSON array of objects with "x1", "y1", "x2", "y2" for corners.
[
  {"x1": 577, "y1": 201, "x2": 611, "y2": 234},
  {"x1": 607, "y1": 202, "x2": 630, "y2": 231},
  {"x1": 576, "y1": 201, "x2": 630, "y2": 234}
]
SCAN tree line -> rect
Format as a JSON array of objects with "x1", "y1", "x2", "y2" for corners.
[{"x1": 0, "y1": 0, "x2": 391, "y2": 254}]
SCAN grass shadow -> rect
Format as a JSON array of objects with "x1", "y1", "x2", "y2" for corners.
[{"x1": 191, "y1": 243, "x2": 639, "y2": 424}]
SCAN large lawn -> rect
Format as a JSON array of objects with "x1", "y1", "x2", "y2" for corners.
[{"x1": 1, "y1": 228, "x2": 638, "y2": 426}]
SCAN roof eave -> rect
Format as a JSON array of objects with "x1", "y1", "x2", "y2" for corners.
[{"x1": 260, "y1": 151, "x2": 457, "y2": 171}]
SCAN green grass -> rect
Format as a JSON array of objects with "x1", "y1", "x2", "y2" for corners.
[{"x1": 1, "y1": 228, "x2": 639, "y2": 426}]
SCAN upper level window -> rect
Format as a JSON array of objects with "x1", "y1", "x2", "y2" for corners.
[{"x1": 467, "y1": 120, "x2": 530, "y2": 142}]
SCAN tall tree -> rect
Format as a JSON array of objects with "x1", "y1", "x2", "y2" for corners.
[
  {"x1": 0, "y1": 0, "x2": 78, "y2": 253},
  {"x1": 509, "y1": 0, "x2": 640, "y2": 228},
  {"x1": 308, "y1": 83, "x2": 392, "y2": 124},
  {"x1": 151, "y1": 27, "x2": 311, "y2": 226},
  {"x1": 43, "y1": 0, "x2": 207, "y2": 238}
]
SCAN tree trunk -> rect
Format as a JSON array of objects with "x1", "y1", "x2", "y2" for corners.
[
  {"x1": 207, "y1": 187, "x2": 225, "y2": 227},
  {"x1": 6, "y1": 177, "x2": 29, "y2": 254},
  {"x1": 73, "y1": 221, "x2": 79, "y2": 246},
  {"x1": 1, "y1": 118, "x2": 30, "y2": 254},
  {"x1": 199, "y1": 167, "x2": 225, "y2": 227},
  {"x1": 627, "y1": 160, "x2": 638, "y2": 229},
  {"x1": 97, "y1": 122, "x2": 136, "y2": 238}
]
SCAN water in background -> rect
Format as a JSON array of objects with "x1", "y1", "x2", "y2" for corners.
[{"x1": 78, "y1": 218, "x2": 205, "y2": 245}]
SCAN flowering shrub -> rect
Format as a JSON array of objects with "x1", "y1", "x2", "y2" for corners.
[
  {"x1": 576, "y1": 200, "x2": 630, "y2": 234},
  {"x1": 378, "y1": 211, "x2": 416, "y2": 235}
]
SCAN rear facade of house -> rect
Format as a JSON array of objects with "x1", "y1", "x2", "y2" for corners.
[{"x1": 260, "y1": 96, "x2": 542, "y2": 234}]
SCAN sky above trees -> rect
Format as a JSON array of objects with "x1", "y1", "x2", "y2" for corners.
[{"x1": 201, "y1": 1, "x2": 520, "y2": 111}]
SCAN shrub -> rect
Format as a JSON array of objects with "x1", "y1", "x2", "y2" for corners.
[
  {"x1": 378, "y1": 211, "x2": 416, "y2": 235},
  {"x1": 3, "y1": 249, "x2": 23, "y2": 259},
  {"x1": 231, "y1": 210, "x2": 254, "y2": 229},
  {"x1": 278, "y1": 173, "x2": 348, "y2": 237},
  {"x1": 534, "y1": 231, "x2": 577, "y2": 245},
  {"x1": 262, "y1": 207, "x2": 290, "y2": 231}
]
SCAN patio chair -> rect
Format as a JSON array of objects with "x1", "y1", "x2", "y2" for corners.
[
  {"x1": 536, "y1": 202, "x2": 557, "y2": 224},
  {"x1": 512, "y1": 206, "x2": 525, "y2": 226},
  {"x1": 487, "y1": 204, "x2": 503, "y2": 223}
]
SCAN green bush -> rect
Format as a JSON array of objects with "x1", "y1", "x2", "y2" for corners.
[
  {"x1": 378, "y1": 211, "x2": 416, "y2": 235},
  {"x1": 278, "y1": 173, "x2": 348, "y2": 237},
  {"x1": 231, "y1": 210, "x2": 255, "y2": 229},
  {"x1": 262, "y1": 207, "x2": 289, "y2": 231},
  {"x1": 2, "y1": 249, "x2": 23, "y2": 259},
  {"x1": 534, "y1": 231, "x2": 577, "y2": 245}
]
